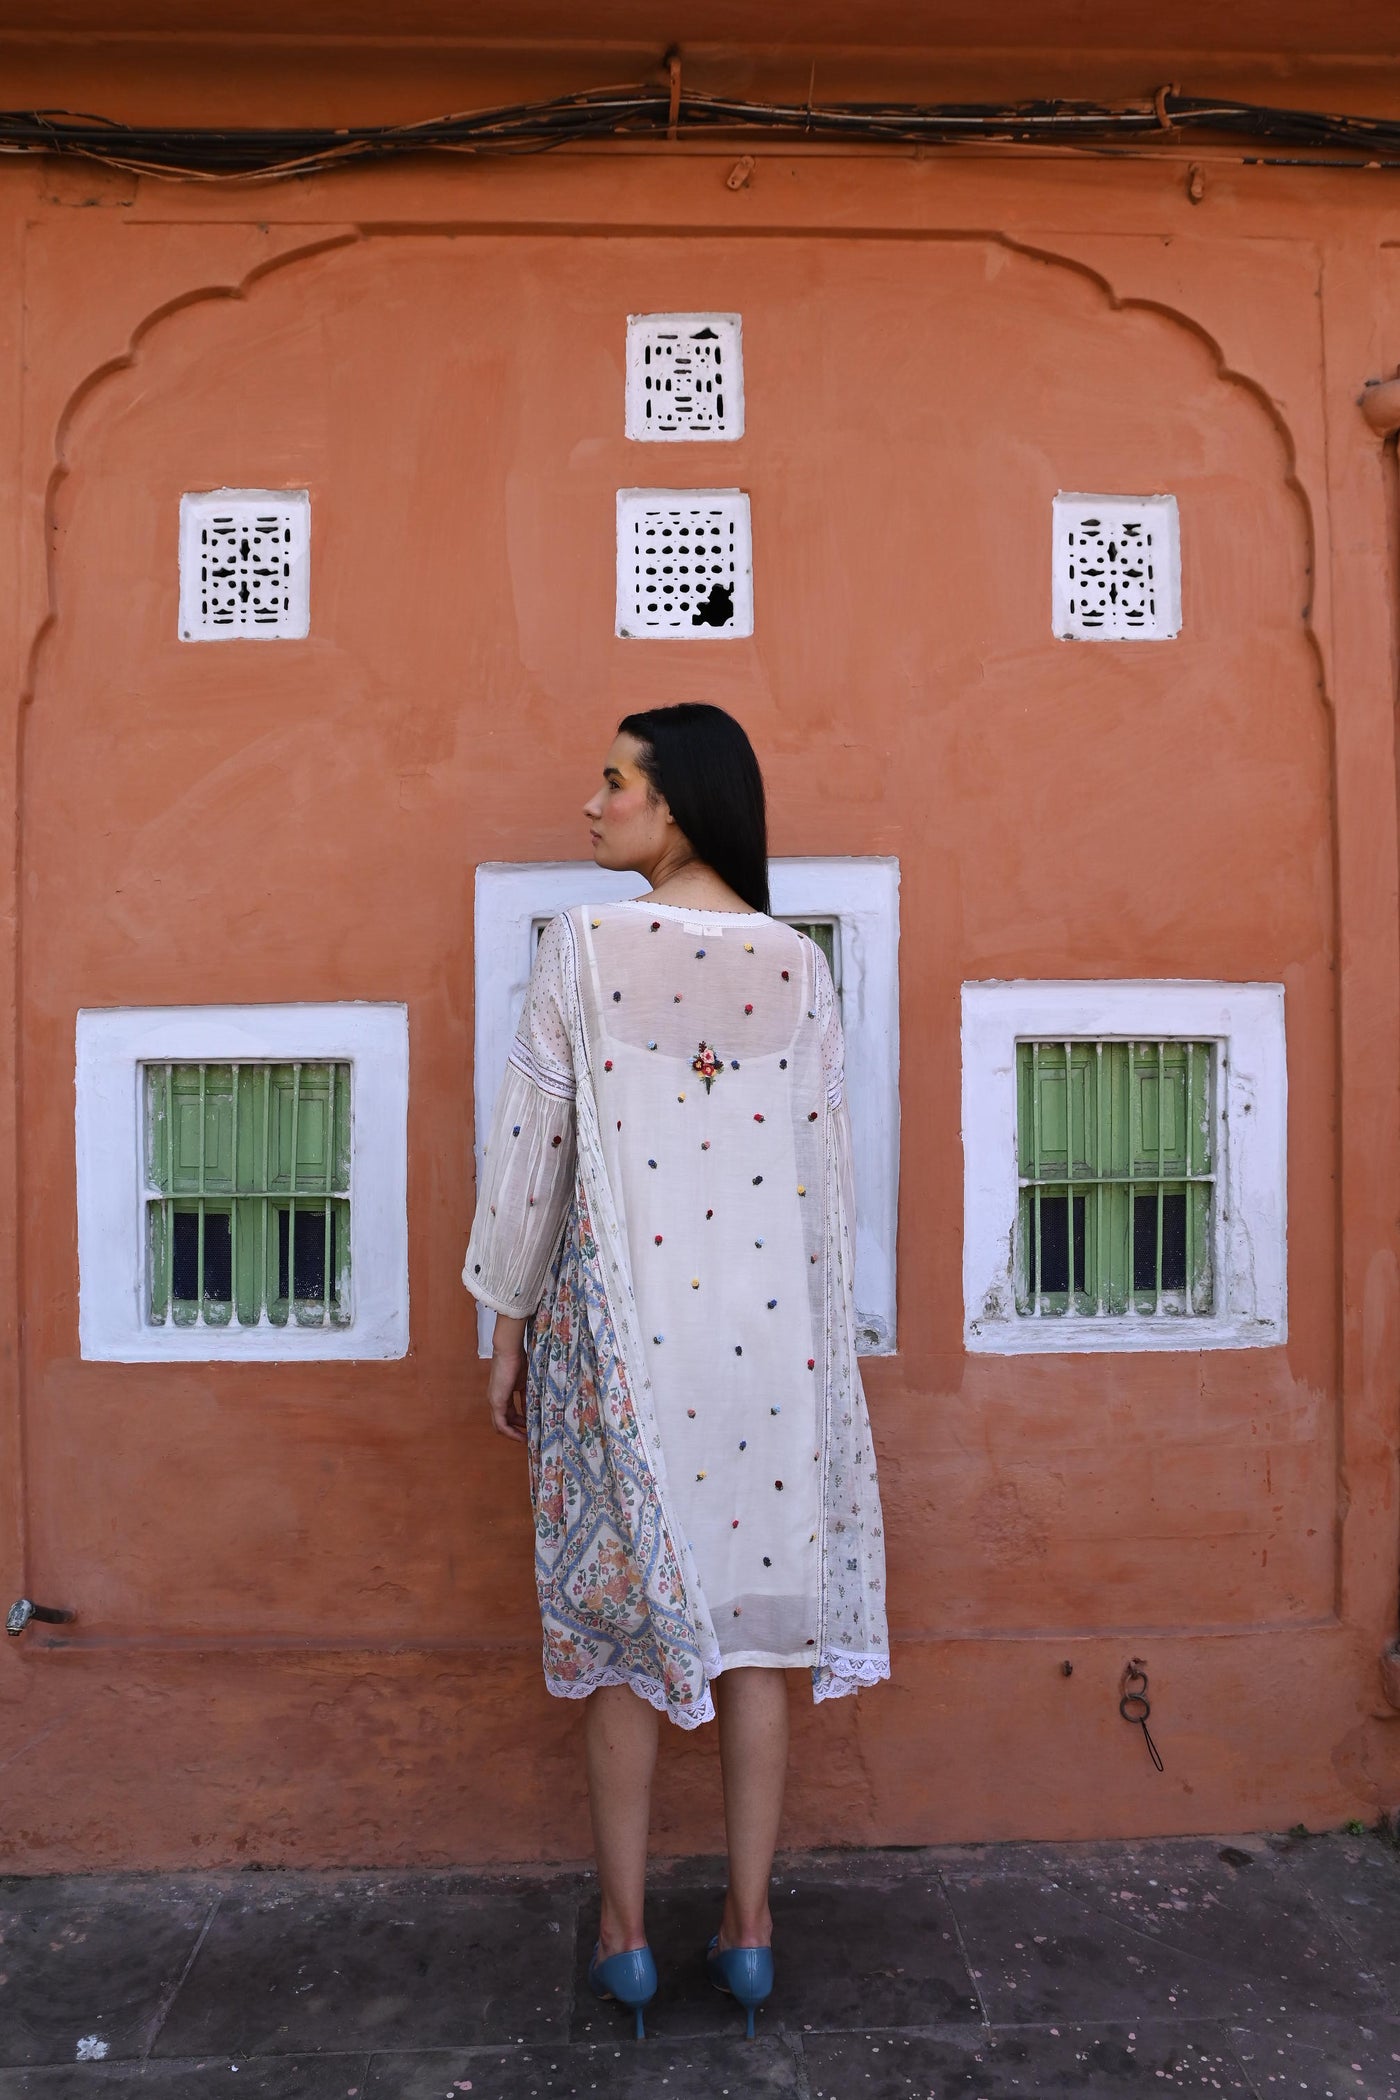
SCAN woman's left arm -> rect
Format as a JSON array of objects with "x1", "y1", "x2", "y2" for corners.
[{"x1": 815, "y1": 942, "x2": 858, "y2": 1233}]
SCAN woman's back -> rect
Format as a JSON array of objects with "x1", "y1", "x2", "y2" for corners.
[{"x1": 576, "y1": 899, "x2": 836, "y2": 1666}]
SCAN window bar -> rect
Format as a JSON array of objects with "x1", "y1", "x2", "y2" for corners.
[
  {"x1": 1064, "y1": 1039, "x2": 1075, "y2": 1313},
  {"x1": 1031, "y1": 1039, "x2": 1043, "y2": 1316},
  {"x1": 1094, "y1": 1040, "x2": 1105, "y2": 1316},
  {"x1": 323, "y1": 1062, "x2": 335, "y2": 1326},
  {"x1": 196, "y1": 1063, "x2": 208, "y2": 1318},
  {"x1": 162, "y1": 1061, "x2": 174, "y2": 1323},
  {"x1": 1154, "y1": 1040, "x2": 1166, "y2": 1315},
  {"x1": 230, "y1": 1064, "x2": 240, "y2": 1325},
  {"x1": 1127, "y1": 1040, "x2": 1139, "y2": 1313},
  {"x1": 1192, "y1": 1037, "x2": 1200, "y2": 1302},
  {"x1": 260, "y1": 1064, "x2": 271, "y2": 1324},
  {"x1": 288, "y1": 1063, "x2": 302, "y2": 1316}
]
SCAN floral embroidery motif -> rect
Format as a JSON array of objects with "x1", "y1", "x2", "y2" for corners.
[{"x1": 692, "y1": 1041, "x2": 722, "y2": 1091}]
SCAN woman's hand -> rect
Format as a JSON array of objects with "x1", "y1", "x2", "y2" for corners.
[{"x1": 487, "y1": 1314, "x2": 529, "y2": 1442}]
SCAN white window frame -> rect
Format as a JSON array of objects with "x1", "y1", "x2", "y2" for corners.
[
  {"x1": 473, "y1": 859, "x2": 900, "y2": 1357},
  {"x1": 624, "y1": 312, "x2": 745, "y2": 441},
  {"x1": 1052, "y1": 492, "x2": 1181, "y2": 641},
  {"x1": 614, "y1": 488, "x2": 754, "y2": 639},
  {"x1": 76, "y1": 1004, "x2": 408, "y2": 1361},
  {"x1": 178, "y1": 489, "x2": 311, "y2": 642},
  {"x1": 961, "y1": 980, "x2": 1286, "y2": 1354}
]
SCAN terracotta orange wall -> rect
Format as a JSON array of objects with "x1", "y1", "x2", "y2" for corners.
[{"x1": 0, "y1": 40, "x2": 1398, "y2": 1868}]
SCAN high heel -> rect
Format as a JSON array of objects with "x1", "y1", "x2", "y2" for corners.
[
  {"x1": 705, "y1": 1932, "x2": 774, "y2": 2040},
  {"x1": 587, "y1": 1941, "x2": 658, "y2": 2039}
]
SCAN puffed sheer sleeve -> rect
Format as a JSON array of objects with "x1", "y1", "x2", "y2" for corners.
[
  {"x1": 462, "y1": 913, "x2": 578, "y2": 1318},
  {"x1": 814, "y1": 940, "x2": 858, "y2": 1236}
]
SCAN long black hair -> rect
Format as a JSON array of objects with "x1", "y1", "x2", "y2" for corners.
[{"x1": 616, "y1": 703, "x2": 770, "y2": 914}]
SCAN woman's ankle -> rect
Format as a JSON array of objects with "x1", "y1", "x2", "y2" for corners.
[
  {"x1": 717, "y1": 1901, "x2": 773, "y2": 1949},
  {"x1": 597, "y1": 1909, "x2": 648, "y2": 1957}
]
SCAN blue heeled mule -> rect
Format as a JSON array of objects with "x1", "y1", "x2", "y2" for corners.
[
  {"x1": 705, "y1": 1932, "x2": 775, "y2": 2039},
  {"x1": 587, "y1": 1941, "x2": 658, "y2": 2039}
]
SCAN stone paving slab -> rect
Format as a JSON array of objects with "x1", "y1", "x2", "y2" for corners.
[
  {"x1": 0, "y1": 2058, "x2": 370, "y2": 2098},
  {"x1": 0, "y1": 1876, "x2": 219, "y2": 2069},
  {"x1": 362, "y1": 2036, "x2": 805, "y2": 2096},
  {"x1": 1250, "y1": 1839, "x2": 1400, "y2": 1998},
  {"x1": 0, "y1": 1835, "x2": 1395, "y2": 2096},
  {"x1": 149, "y1": 1879, "x2": 577, "y2": 2059},
  {"x1": 803, "y1": 2022, "x2": 1257, "y2": 2094},
  {"x1": 943, "y1": 1847, "x2": 1386, "y2": 2027},
  {"x1": 1228, "y1": 2013, "x2": 1400, "y2": 2099}
]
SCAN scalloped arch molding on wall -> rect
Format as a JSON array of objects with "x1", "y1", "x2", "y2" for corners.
[{"x1": 22, "y1": 222, "x2": 1326, "y2": 718}]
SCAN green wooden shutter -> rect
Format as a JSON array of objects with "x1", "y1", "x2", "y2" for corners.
[
  {"x1": 1016, "y1": 1040, "x2": 1213, "y2": 1317},
  {"x1": 145, "y1": 1062, "x2": 351, "y2": 1328}
]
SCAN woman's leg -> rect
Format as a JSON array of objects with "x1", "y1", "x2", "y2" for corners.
[
  {"x1": 585, "y1": 1684, "x2": 660, "y2": 1955},
  {"x1": 714, "y1": 1666, "x2": 790, "y2": 1947}
]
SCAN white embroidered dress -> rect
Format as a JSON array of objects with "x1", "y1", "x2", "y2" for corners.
[{"x1": 463, "y1": 899, "x2": 889, "y2": 1728}]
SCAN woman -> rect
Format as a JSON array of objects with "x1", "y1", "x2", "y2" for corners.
[{"x1": 462, "y1": 703, "x2": 888, "y2": 2039}]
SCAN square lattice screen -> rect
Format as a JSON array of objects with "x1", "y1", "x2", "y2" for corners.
[
  {"x1": 1051, "y1": 494, "x2": 1180, "y2": 641},
  {"x1": 615, "y1": 488, "x2": 754, "y2": 638},
  {"x1": 624, "y1": 313, "x2": 744, "y2": 440},
  {"x1": 178, "y1": 489, "x2": 310, "y2": 640}
]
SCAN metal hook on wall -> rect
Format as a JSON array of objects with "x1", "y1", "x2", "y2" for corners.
[
  {"x1": 1119, "y1": 1655, "x2": 1165, "y2": 1771},
  {"x1": 7, "y1": 1598, "x2": 76, "y2": 1637}
]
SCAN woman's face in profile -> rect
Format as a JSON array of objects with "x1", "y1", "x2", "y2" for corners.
[{"x1": 584, "y1": 733, "x2": 676, "y2": 873}]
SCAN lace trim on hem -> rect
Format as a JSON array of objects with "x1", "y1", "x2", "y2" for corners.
[
  {"x1": 544, "y1": 1666, "x2": 717, "y2": 1731},
  {"x1": 811, "y1": 1651, "x2": 890, "y2": 1704},
  {"x1": 541, "y1": 1652, "x2": 886, "y2": 1722}
]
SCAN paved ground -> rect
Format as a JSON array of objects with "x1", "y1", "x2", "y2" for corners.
[{"x1": 1, "y1": 1831, "x2": 1398, "y2": 2097}]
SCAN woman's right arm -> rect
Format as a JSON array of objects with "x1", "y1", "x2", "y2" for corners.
[
  {"x1": 463, "y1": 913, "x2": 578, "y2": 1315},
  {"x1": 462, "y1": 1059, "x2": 576, "y2": 1317},
  {"x1": 485, "y1": 1311, "x2": 529, "y2": 1443},
  {"x1": 463, "y1": 915, "x2": 578, "y2": 1436}
]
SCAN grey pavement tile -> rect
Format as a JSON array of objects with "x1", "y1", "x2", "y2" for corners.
[
  {"x1": 0, "y1": 2056, "x2": 369, "y2": 2097},
  {"x1": 932, "y1": 1839, "x2": 1258, "y2": 1884},
  {"x1": 1230, "y1": 2013, "x2": 1400, "y2": 2098},
  {"x1": 1255, "y1": 1839, "x2": 1400, "y2": 1990},
  {"x1": 569, "y1": 1878, "x2": 979, "y2": 2042},
  {"x1": 152, "y1": 1878, "x2": 577, "y2": 2058},
  {"x1": 765, "y1": 1880, "x2": 982, "y2": 2033},
  {"x1": 804, "y1": 2023, "x2": 1254, "y2": 2095},
  {"x1": 361, "y1": 2035, "x2": 802, "y2": 2097},
  {"x1": 0, "y1": 1877, "x2": 218, "y2": 2069},
  {"x1": 944, "y1": 1850, "x2": 1381, "y2": 2027}
]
